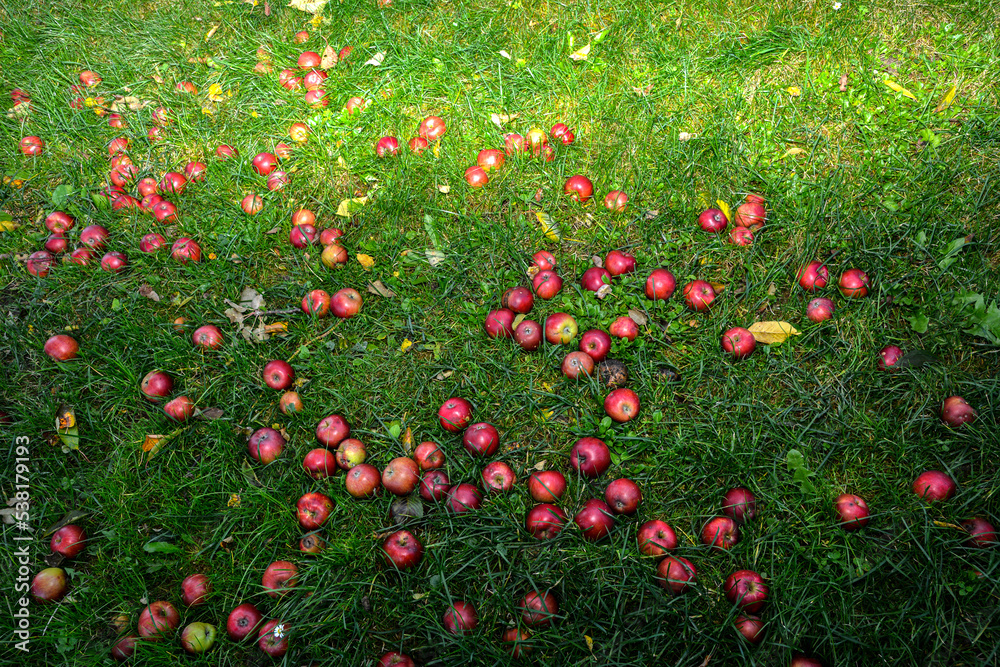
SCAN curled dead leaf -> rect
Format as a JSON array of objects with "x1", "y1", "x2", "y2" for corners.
[
  {"x1": 367, "y1": 280, "x2": 396, "y2": 298},
  {"x1": 321, "y1": 45, "x2": 338, "y2": 69},
  {"x1": 627, "y1": 309, "x2": 648, "y2": 326}
]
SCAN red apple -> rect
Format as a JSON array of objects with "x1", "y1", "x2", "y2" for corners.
[
  {"x1": 532, "y1": 270, "x2": 563, "y2": 299},
  {"x1": 698, "y1": 208, "x2": 728, "y2": 233},
  {"x1": 701, "y1": 516, "x2": 740, "y2": 550},
  {"x1": 502, "y1": 286, "x2": 534, "y2": 314},
  {"x1": 181, "y1": 573, "x2": 211, "y2": 607},
  {"x1": 298, "y1": 50, "x2": 321, "y2": 68},
  {"x1": 262, "y1": 560, "x2": 298, "y2": 598},
  {"x1": 45, "y1": 211, "x2": 75, "y2": 233},
  {"x1": 241, "y1": 194, "x2": 263, "y2": 215},
  {"x1": 683, "y1": 280, "x2": 716, "y2": 311},
  {"x1": 514, "y1": 319, "x2": 543, "y2": 351},
  {"x1": 302, "y1": 289, "x2": 331, "y2": 317},
  {"x1": 562, "y1": 351, "x2": 595, "y2": 379},
  {"x1": 462, "y1": 422, "x2": 499, "y2": 457},
  {"x1": 262, "y1": 359, "x2": 294, "y2": 390},
  {"x1": 383, "y1": 457, "x2": 420, "y2": 496},
  {"x1": 293, "y1": 30, "x2": 309, "y2": 43},
  {"x1": 484, "y1": 308, "x2": 515, "y2": 339},
  {"x1": 528, "y1": 470, "x2": 566, "y2": 502},
  {"x1": 482, "y1": 461, "x2": 515, "y2": 493},
  {"x1": 257, "y1": 620, "x2": 289, "y2": 657},
  {"x1": 735, "y1": 615, "x2": 765, "y2": 644},
  {"x1": 656, "y1": 556, "x2": 696, "y2": 595},
  {"x1": 645, "y1": 268, "x2": 676, "y2": 301},
  {"x1": 175, "y1": 81, "x2": 198, "y2": 94},
  {"x1": 382, "y1": 529, "x2": 423, "y2": 569},
  {"x1": 464, "y1": 165, "x2": 488, "y2": 187},
  {"x1": 321, "y1": 243, "x2": 348, "y2": 267},
  {"x1": 438, "y1": 397, "x2": 472, "y2": 432},
  {"x1": 248, "y1": 427, "x2": 285, "y2": 464},
  {"x1": 796, "y1": 261, "x2": 829, "y2": 291},
  {"x1": 279, "y1": 391, "x2": 303, "y2": 415},
  {"x1": 725, "y1": 570, "x2": 768, "y2": 613},
  {"x1": 346, "y1": 463, "x2": 381, "y2": 498},
  {"x1": 266, "y1": 170, "x2": 290, "y2": 191},
  {"x1": 26, "y1": 251, "x2": 55, "y2": 277},
  {"x1": 575, "y1": 498, "x2": 615, "y2": 541},
  {"x1": 791, "y1": 654, "x2": 825, "y2": 667},
  {"x1": 289, "y1": 122, "x2": 311, "y2": 143},
  {"x1": 477, "y1": 149, "x2": 505, "y2": 172},
  {"x1": 504, "y1": 133, "x2": 526, "y2": 155},
  {"x1": 80, "y1": 224, "x2": 110, "y2": 249},
  {"x1": 526, "y1": 503, "x2": 567, "y2": 539},
  {"x1": 378, "y1": 652, "x2": 416, "y2": 667},
  {"x1": 569, "y1": 437, "x2": 611, "y2": 478},
  {"x1": 43, "y1": 334, "x2": 78, "y2": 361},
  {"x1": 19, "y1": 136, "x2": 44, "y2": 156},
  {"x1": 722, "y1": 487, "x2": 757, "y2": 523},
  {"x1": 722, "y1": 327, "x2": 755, "y2": 360},
  {"x1": 336, "y1": 441, "x2": 365, "y2": 472},
  {"x1": 609, "y1": 316, "x2": 639, "y2": 341},
  {"x1": 140, "y1": 370, "x2": 174, "y2": 401},
  {"x1": 564, "y1": 175, "x2": 593, "y2": 202},
  {"x1": 544, "y1": 312, "x2": 578, "y2": 344},
  {"x1": 376, "y1": 136, "x2": 400, "y2": 157},
  {"x1": 532, "y1": 250, "x2": 556, "y2": 271},
  {"x1": 297, "y1": 492, "x2": 334, "y2": 529},
  {"x1": 604, "y1": 190, "x2": 628, "y2": 212},
  {"x1": 408, "y1": 137, "x2": 428, "y2": 154},
  {"x1": 838, "y1": 269, "x2": 870, "y2": 298},
  {"x1": 579, "y1": 329, "x2": 612, "y2": 362},
  {"x1": 729, "y1": 226, "x2": 754, "y2": 246},
  {"x1": 299, "y1": 533, "x2": 325, "y2": 554},
  {"x1": 414, "y1": 441, "x2": 445, "y2": 470},
  {"x1": 159, "y1": 171, "x2": 187, "y2": 194},
  {"x1": 637, "y1": 520, "x2": 677, "y2": 556},
  {"x1": 303, "y1": 69, "x2": 327, "y2": 90},
  {"x1": 418, "y1": 115, "x2": 447, "y2": 141},
  {"x1": 581, "y1": 266, "x2": 612, "y2": 293},
  {"x1": 152, "y1": 200, "x2": 178, "y2": 223},
  {"x1": 443, "y1": 601, "x2": 478, "y2": 634},
  {"x1": 807, "y1": 297, "x2": 835, "y2": 323},
  {"x1": 140, "y1": 233, "x2": 166, "y2": 253},
  {"x1": 605, "y1": 250, "x2": 637, "y2": 276},
  {"x1": 137, "y1": 601, "x2": 179, "y2": 638},
  {"x1": 604, "y1": 388, "x2": 640, "y2": 423},
  {"x1": 171, "y1": 237, "x2": 201, "y2": 264},
  {"x1": 164, "y1": 396, "x2": 194, "y2": 422},
  {"x1": 419, "y1": 469, "x2": 451, "y2": 501},
  {"x1": 111, "y1": 635, "x2": 138, "y2": 661},
  {"x1": 50, "y1": 524, "x2": 86, "y2": 558},
  {"x1": 216, "y1": 144, "x2": 237, "y2": 159},
  {"x1": 331, "y1": 288, "x2": 362, "y2": 318},
  {"x1": 192, "y1": 324, "x2": 224, "y2": 350},
  {"x1": 834, "y1": 493, "x2": 870, "y2": 530},
  {"x1": 252, "y1": 152, "x2": 278, "y2": 176},
  {"x1": 79, "y1": 70, "x2": 102, "y2": 87},
  {"x1": 962, "y1": 517, "x2": 998, "y2": 547},
  {"x1": 303, "y1": 448, "x2": 337, "y2": 479},
  {"x1": 31, "y1": 567, "x2": 67, "y2": 603},
  {"x1": 345, "y1": 96, "x2": 366, "y2": 114},
  {"x1": 733, "y1": 201, "x2": 765, "y2": 230},
  {"x1": 878, "y1": 345, "x2": 904, "y2": 370},
  {"x1": 605, "y1": 478, "x2": 642, "y2": 515},
  {"x1": 912, "y1": 470, "x2": 956, "y2": 502},
  {"x1": 941, "y1": 395, "x2": 976, "y2": 427},
  {"x1": 184, "y1": 161, "x2": 207, "y2": 182},
  {"x1": 100, "y1": 251, "x2": 128, "y2": 273},
  {"x1": 519, "y1": 590, "x2": 558, "y2": 627},
  {"x1": 319, "y1": 228, "x2": 343, "y2": 245}
]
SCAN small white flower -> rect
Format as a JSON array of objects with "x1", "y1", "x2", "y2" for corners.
[
  {"x1": 272, "y1": 624, "x2": 285, "y2": 639},
  {"x1": 832, "y1": 1, "x2": 842, "y2": 9}
]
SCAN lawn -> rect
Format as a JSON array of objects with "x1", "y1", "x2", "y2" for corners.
[{"x1": 1, "y1": 0, "x2": 999, "y2": 664}]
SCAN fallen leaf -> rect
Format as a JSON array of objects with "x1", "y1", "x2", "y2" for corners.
[
  {"x1": 336, "y1": 197, "x2": 367, "y2": 217},
  {"x1": 533, "y1": 211, "x2": 560, "y2": 241},
  {"x1": 631, "y1": 84, "x2": 653, "y2": 96},
  {"x1": 364, "y1": 52, "x2": 386, "y2": 67},
  {"x1": 490, "y1": 112, "x2": 518, "y2": 129},
  {"x1": 433, "y1": 370, "x2": 454, "y2": 381},
  {"x1": 591, "y1": 255, "x2": 604, "y2": 267},
  {"x1": 436, "y1": 183, "x2": 450, "y2": 194},
  {"x1": 56, "y1": 405, "x2": 79, "y2": 452},
  {"x1": 287, "y1": 0, "x2": 329, "y2": 12},
  {"x1": 531, "y1": 460, "x2": 547, "y2": 470},
  {"x1": 716, "y1": 200, "x2": 731, "y2": 222},
  {"x1": 709, "y1": 282, "x2": 726, "y2": 293},
  {"x1": 195, "y1": 407, "x2": 225, "y2": 421},
  {"x1": 934, "y1": 83, "x2": 957, "y2": 113},
  {"x1": 356, "y1": 253, "x2": 375, "y2": 270},
  {"x1": 884, "y1": 79, "x2": 917, "y2": 100},
  {"x1": 138, "y1": 284, "x2": 161, "y2": 301},
  {"x1": 595, "y1": 284, "x2": 612, "y2": 299},
  {"x1": 627, "y1": 309, "x2": 648, "y2": 326},
  {"x1": 142, "y1": 426, "x2": 188, "y2": 461},
  {"x1": 767, "y1": 282, "x2": 777, "y2": 296},
  {"x1": 748, "y1": 321, "x2": 801, "y2": 345},
  {"x1": 6, "y1": 102, "x2": 32, "y2": 119},
  {"x1": 678, "y1": 132, "x2": 697, "y2": 141},
  {"x1": 141, "y1": 434, "x2": 164, "y2": 453},
  {"x1": 499, "y1": 50, "x2": 511, "y2": 59},
  {"x1": 264, "y1": 322, "x2": 288, "y2": 334},
  {"x1": 643, "y1": 210, "x2": 659, "y2": 220},
  {"x1": 367, "y1": 280, "x2": 396, "y2": 298},
  {"x1": 207, "y1": 83, "x2": 228, "y2": 102},
  {"x1": 786, "y1": 86, "x2": 801, "y2": 97},
  {"x1": 426, "y1": 249, "x2": 446, "y2": 267},
  {"x1": 321, "y1": 45, "x2": 338, "y2": 69},
  {"x1": 839, "y1": 73, "x2": 849, "y2": 92},
  {"x1": 239, "y1": 287, "x2": 265, "y2": 310},
  {"x1": 400, "y1": 338, "x2": 413, "y2": 352},
  {"x1": 265, "y1": 227, "x2": 280, "y2": 234},
  {"x1": 585, "y1": 635, "x2": 594, "y2": 652},
  {"x1": 569, "y1": 44, "x2": 591, "y2": 61},
  {"x1": 781, "y1": 146, "x2": 806, "y2": 158},
  {"x1": 205, "y1": 24, "x2": 220, "y2": 40}
]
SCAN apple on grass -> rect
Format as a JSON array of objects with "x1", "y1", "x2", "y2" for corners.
[
  {"x1": 51, "y1": 524, "x2": 86, "y2": 558},
  {"x1": 581, "y1": 266, "x2": 612, "y2": 293},
  {"x1": 337, "y1": 438, "x2": 366, "y2": 469},
  {"x1": 192, "y1": 324, "x2": 224, "y2": 350},
  {"x1": 912, "y1": 470, "x2": 956, "y2": 502},
  {"x1": 163, "y1": 396, "x2": 194, "y2": 422},
  {"x1": 725, "y1": 570, "x2": 768, "y2": 612},
  {"x1": 262, "y1": 359, "x2": 294, "y2": 390},
  {"x1": 656, "y1": 556, "x2": 696, "y2": 595},
  {"x1": 878, "y1": 345, "x2": 904, "y2": 370},
  {"x1": 791, "y1": 654, "x2": 825, "y2": 667},
  {"x1": 44, "y1": 334, "x2": 79, "y2": 361},
  {"x1": 570, "y1": 437, "x2": 611, "y2": 478},
  {"x1": 227, "y1": 603, "x2": 263, "y2": 641},
  {"x1": 482, "y1": 461, "x2": 515, "y2": 493},
  {"x1": 562, "y1": 351, "x2": 594, "y2": 379},
  {"x1": 443, "y1": 601, "x2": 478, "y2": 634},
  {"x1": 378, "y1": 652, "x2": 416, "y2": 667},
  {"x1": 279, "y1": 391, "x2": 303, "y2": 415},
  {"x1": 446, "y1": 483, "x2": 483, "y2": 513},
  {"x1": 735, "y1": 615, "x2": 764, "y2": 644},
  {"x1": 180, "y1": 622, "x2": 216, "y2": 654},
  {"x1": 609, "y1": 316, "x2": 639, "y2": 341},
  {"x1": 463, "y1": 422, "x2": 499, "y2": 457},
  {"x1": 604, "y1": 388, "x2": 640, "y2": 423},
  {"x1": 645, "y1": 269, "x2": 676, "y2": 301},
  {"x1": 111, "y1": 636, "x2": 138, "y2": 662},
  {"x1": 484, "y1": 308, "x2": 515, "y2": 338},
  {"x1": 701, "y1": 516, "x2": 740, "y2": 550},
  {"x1": 137, "y1": 601, "x2": 179, "y2": 638},
  {"x1": 529, "y1": 470, "x2": 567, "y2": 502},
  {"x1": 545, "y1": 313, "x2": 578, "y2": 344},
  {"x1": 962, "y1": 517, "x2": 997, "y2": 547},
  {"x1": 575, "y1": 499, "x2": 615, "y2": 541},
  {"x1": 605, "y1": 478, "x2": 642, "y2": 515},
  {"x1": 637, "y1": 520, "x2": 677, "y2": 556},
  {"x1": 258, "y1": 620, "x2": 289, "y2": 657},
  {"x1": 297, "y1": 492, "x2": 334, "y2": 529},
  {"x1": 532, "y1": 270, "x2": 563, "y2": 299},
  {"x1": 834, "y1": 493, "x2": 870, "y2": 530},
  {"x1": 698, "y1": 208, "x2": 728, "y2": 233},
  {"x1": 248, "y1": 427, "x2": 285, "y2": 464},
  {"x1": 838, "y1": 268, "x2": 870, "y2": 298},
  {"x1": 346, "y1": 463, "x2": 382, "y2": 498},
  {"x1": 519, "y1": 590, "x2": 558, "y2": 627},
  {"x1": 383, "y1": 457, "x2": 420, "y2": 496},
  {"x1": 514, "y1": 320, "x2": 542, "y2": 351},
  {"x1": 796, "y1": 261, "x2": 829, "y2": 291},
  {"x1": 526, "y1": 504, "x2": 568, "y2": 540},
  {"x1": 331, "y1": 288, "x2": 362, "y2": 318},
  {"x1": 579, "y1": 329, "x2": 612, "y2": 362},
  {"x1": 438, "y1": 397, "x2": 472, "y2": 432},
  {"x1": 722, "y1": 487, "x2": 757, "y2": 523},
  {"x1": 383, "y1": 529, "x2": 423, "y2": 570},
  {"x1": 31, "y1": 568, "x2": 68, "y2": 603},
  {"x1": 605, "y1": 250, "x2": 637, "y2": 276},
  {"x1": 683, "y1": 280, "x2": 716, "y2": 312},
  {"x1": 501, "y1": 286, "x2": 534, "y2": 314},
  {"x1": 262, "y1": 560, "x2": 298, "y2": 598},
  {"x1": 941, "y1": 396, "x2": 976, "y2": 427},
  {"x1": 414, "y1": 441, "x2": 444, "y2": 470},
  {"x1": 180, "y1": 573, "x2": 211, "y2": 606},
  {"x1": 419, "y1": 470, "x2": 451, "y2": 501},
  {"x1": 722, "y1": 327, "x2": 756, "y2": 360},
  {"x1": 316, "y1": 414, "x2": 350, "y2": 447},
  {"x1": 807, "y1": 298, "x2": 835, "y2": 323}
]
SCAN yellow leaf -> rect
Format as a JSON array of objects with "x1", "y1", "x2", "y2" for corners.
[
  {"x1": 356, "y1": 253, "x2": 375, "y2": 270},
  {"x1": 205, "y1": 24, "x2": 220, "y2": 40},
  {"x1": 207, "y1": 83, "x2": 227, "y2": 102},
  {"x1": 786, "y1": 86, "x2": 801, "y2": 97},
  {"x1": 884, "y1": 79, "x2": 917, "y2": 100},
  {"x1": 569, "y1": 44, "x2": 591, "y2": 61},
  {"x1": 400, "y1": 338, "x2": 413, "y2": 352},
  {"x1": 336, "y1": 197, "x2": 367, "y2": 217},
  {"x1": 534, "y1": 211, "x2": 560, "y2": 241},
  {"x1": 402, "y1": 427, "x2": 413, "y2": 452},
  {"x1": 748, "y1": 320, "x2": 801, "y2": 345},
  {"x1": 264, "y1": 322, "x2": 288, "y2": 334},
  {"x1": 585, "y1": 635, "x2": 594, "y2": 652},
  {"x1": 289, "y1": 0, "x2": 330, "y2": 13},
  {"x1": 716, "y1": 199, "x2": 731, "y2": 222},
  {"x1": 432, "y1": 141, "x2": 441, "y2": 158},
  {"x1": 709, "y1": 282, "x2": 726, "y2": 293},
  {"x1": 781, "y1": 146, "x2": 806, "y2": 159},
  {"x1": 320, "y1": 46, "x2": 338, "y2": 69},
  {"x1": 142, "y1": 434, "x2": 164, "y2": 453},
  {"x1": 934, "y1": 83, "x2": 957, "y2": 113}
]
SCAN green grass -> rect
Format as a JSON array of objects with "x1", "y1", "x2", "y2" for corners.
[{"x1": 1, "y1": 0, "x2": 999, "y2": 664}]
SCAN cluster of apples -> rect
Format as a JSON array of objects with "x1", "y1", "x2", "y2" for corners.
[
  {"x1": 374, "y1": 115, "x2": 447, "y2": 158},
  {"x1": 267, "y1": 33, "x2": 354, "y2": 109},
  {"x1": 696, "y1": 192, "x2": 766, "y2": 246}
]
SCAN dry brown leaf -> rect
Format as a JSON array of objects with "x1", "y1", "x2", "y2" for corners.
[
  {"x1": 321, "y1": 45, "x2": 338, "y2": 69},
  {"x1": 631, "y1": 84, "x2": 653, "y2": 96},
  {"x1": 138, "y1": 284, "x2": 161, "y2": 302},
  {"x1": 709, "y1": 282, "x2": 726, "y2": 293},
  {"x1": 196, "y1": 407, "x2": 225, "y2": 421},
  {"x1": 264, "y1": 322, "x2": 288, "y2": 334},
  {"x1": 433, "y1": 370, "x2": 454, "y2": 381},
  {"x1": 627, "y1": 309, "x2": 648, "y2": 326},
  {"x1": 239, "y1": 287, "x2": 265, "y2": 310},
  {"x1": 367, "y1": 280, "x2": 396, "y2": 298},
  {"x1": 402, "y1": 427, "x2": 413, "y2": 453},
  {"x1": 839, "y1": 74, "x2": 849, "y2": 92},
  {"x1": 265, "y1": 227, "x2": 280, "y2": 235},
  {"x1": 595, "y1": 284, "x2": 612, "y2": 300},
  {"x1": 591, "y1": 254, "x2": 604, "y2": 267},
  {"x1": 748, "y1": 321, "x2": 801, "y2": 345}
]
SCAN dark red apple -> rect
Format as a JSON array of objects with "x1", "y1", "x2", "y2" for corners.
[
  {"x1": 526, "y1": 503, "x2": 567, "y2": 539},
  {"x1": 484, "y1": 308, "x2": 515, "y2": 339},
  {"x1": 502, "y1": 286, "x2": 534, "y2": 314},
  {"x1": 504, "y1": 133, "x2": 526, "y2": 155},
  {"x1": 184, "y1": 161, "x2": 207, "y2": 182},
  {"x1": 100, "y1": 251, "x2": 128, "y2": 273},
  {"x1": 604, "y1": 388, "x2": 640, "y2": 423},
  {"x1": 31, "y1": 568, "x2": 67, "y2": 603},
  {"x1": 171, "y1": 238, "x2": 201, "y2": 264},
  {"x1": 519, "y1": 590, "x2": 558, "y2": 628},
  {"x1": 790, "y1": 654, "x2": 825, "y2": 667},
  {"x1": 609, "y1": 316, "x2": 638, "y2": 341},
  {"x1": 528, "y1": 470, "x2": 566, "y2": 502},
  {"x1": 502, "y1": 628, "x2": 533, "y2": 658},
  {"x1": 569, "y1": 437, "x2": 611, "y2": 478},
  {"x1": 419, "y1": 470, "x2": 451, "y2": 501},
  {"x1": 192, "y1": 324, "x2": 224, "y2": 350},
  {"x1": 50, "y1": 524, "x2": 86, "y2": 558},
  {"x1": 44, "y1": 234, "x2": 68, "y2": 254},
  {"x1": 797, "y1": 261, "x2": 829, "y2": 291},
  {"x1": 137, "y1": 601, "x2": 179, "y2": 638},
  {"x1": 180, "y1": 573, "x2": 211, "y2": 607},
  {"x1": 378, "y1": 652, "x2": 416, "y2": 667},
  {"x1": 463, "y1": 422, "x2": 499, "y2": 457},
  {"x1": 263, "y1": 359, "x2": 294, "y2": 390},
  {"x1": 111, "y1": 635, "x2": 138, "y2": 661},
  {"x1": 163, "y1": 396, "x2": 194, "y2": 422},
  {"x1": 807, "y1": 297, "x2": 835, "y2": 323},
  {"x1": 446, "y1": 483, "x2": 483, "y2": 514},
  {"x1": 729, "y1": 226, "x2": 754, "y2": 246},
  {"x1": 605, "y1": 478, "x2": 642, "y2": 515},
  {"x1": 941, "y1": 396, "x2": 976, "y2": 427},
  {"x1": 735, "y1": 615, "x2": 764, "y2": 644},
  {"x1": 80, "y1": 224, "x2": 110, "y2": 249},
  {"x1": 346, "y1": 463, "x2": 382, "y2": 498},
  {"x1": 722, "y1": 487, "x2": 757, "y2": 523},
  {"x1": 912, "y1": 470, "x2": 956, "y2": 502},
  {"x1": 258, "y1": 620, "x2": 289, "y2": 657},
  {"x1": 316, "y1": 414, "x2": 350, "y2": 447},
  {"x1": 297, "y1": 492, "x2": 334, "y2": 529},
  {"x1": 140, "y1": 233, "x2": 166, "y2": 253},
  {"x1": 698, "y1": 208, "x2": 728, "y2": 233},
  {"x1": 443, "y1": 601, "x2": 478, "y2": 634},
  {"x1": 701, "y1": 516, "x2": 740, "y2": 550},
  {"x1": 645, "y1": 268, "x2": 676, "y2": 301},
  {"x1": 834, "y1": 493, "x2": 870, "y2": 530},
  {"x1": 383, "y1": 457, "x2": 420, "y2": 496},
  {"x1": 290, "y1": 224, "x2": 318, "y2": 248},
  {"x1": 248, "y1": 427, "x2": 285, "y2": 464},
  {"x1": 514, "y1": 319, "x2": 542, "y2": 351},
  {"x1": 302, "y1": 289, "x2": 331, "y2": 317},
  {"x1": 216, "y1": 144, "x2": 237, "y2": 159},
  {"x1": 303, "y1": 448, "x2": 337, "y2": 479},
  {"x1": 656, "y1": 556, "x2": 696, "y2": 595},
  {"x1": 725, "y1": 570, "x2": 768, "y2": 613},
  {"x1": 414, "y1": 441, "x2": 445, "y2": 470},
  {"x1": 575, "y1": 498, "x2": 615, "y2": 541},
  {"x1": 683, "y1": 280, "x2": 716, "y2": 312},
  {"x1": 482, "y1": 461, "x2": 515, "y2": 493},
  {"x1": 152, "y1": 200, "x2": 178, "y2": 223},
  {"x1": 382, "y1": 529, "x2": 423, "y2": 570},
  {"x1": 45, "y1": 211, "x2": 75, "y2": 234},
  {"x1": 637, "y1": 520, "x2": 677, "y2": 556},
  {"x1": 605, "y1": 250, "x2": 637, "y2": 276},
  {"x1": 838, "y1": 269, "x2": 869, "y2": 298},
  {"x1": 581, "y1": 267, "x2": 612, "y2": 293},
  {"x1": 962, "y1": 517, "x2": 998, "y2": 547},
  {"x1": 733, "y1": 201, "x2": 765, "y2": 230},
  {"x1": 438, "y1": 397, "x2": 472, "y2": 432},
  {"x1": 722, "y1": 327, "x2": 755, "y2": 360},
  {"x1": 878, "y1": 344, "x2": 903, "y2": 370},
  {"x1": 43, "y1": 334, "x2": 78, "y2": 361},
  {"x1": 579, "y1": 329, "x2": 612, "y2": 362},
  {"x1": 262, "y1": 560, "x2": 297, "y2": 598},
  {"x1": 532, "y1": 250, "x2": 556, "y2": 271},
  {"x1": 532, "y1": 270, "x2": 563, "y2": 299}
]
